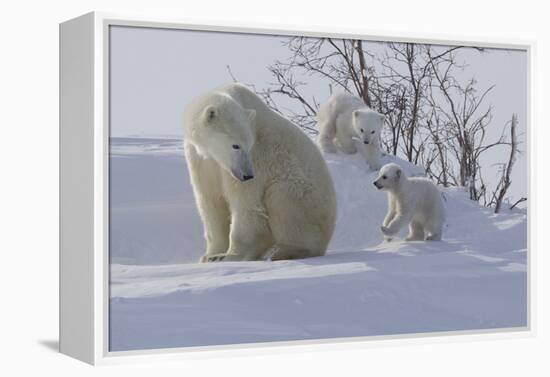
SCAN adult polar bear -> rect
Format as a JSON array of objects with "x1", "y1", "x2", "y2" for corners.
[{"x1": 183, "y1": 83, "x2": 337, "y2": 262}]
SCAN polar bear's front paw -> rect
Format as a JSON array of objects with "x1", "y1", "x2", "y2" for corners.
[
  {"x1": 380, "y1": 226, "x2": 395, "y2": 237},
  {"x1": 200, "y1": 254, "x2": 228, "y2": 263}
]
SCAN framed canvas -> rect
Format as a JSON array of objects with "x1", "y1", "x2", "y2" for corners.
[{"x1": 59, "y1": 12, "x2": 533, "y2": 365}]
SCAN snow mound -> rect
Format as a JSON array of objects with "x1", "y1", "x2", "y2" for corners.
[
  {"x1": 326, "y1": 152, "x2": 424, "y2": 252},
  {"x1": 108, "y1": 137, "x2": 527, "y2": 352}
]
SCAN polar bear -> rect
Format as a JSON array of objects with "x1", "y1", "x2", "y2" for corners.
[
  {"x1": 183, "y1": 83, "x2": 337, "y2": 262},
  {"x1": 373, "y1": 163, "x2": 445, "y2": 241},
  {"x1": 317, "y1": 93, "x2": 385, "y2": 170}
]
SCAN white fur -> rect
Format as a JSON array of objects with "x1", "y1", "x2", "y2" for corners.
[
  {"x1": 317, "y1": 93, "x2": 384, "y2": 170},
  {"x1": 373, "y1": 163, "x2": 445, "y2": 241},
  {"x1": 183, "y1": 83, "x2": 337, "y2": 262}
]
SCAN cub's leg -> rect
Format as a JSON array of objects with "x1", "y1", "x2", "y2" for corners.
[
  {"x1": 335, "y1": 134, "x2": 357, "y2": 154},
  {"x1": 425, "y1": 208, "x2": 444, "y2": 241},
  {"x1": 318, "y1": 120, "x2": 338, "y2": 153},
  {"x1": 405, "y1": 220, "x2": 425, "y2": 241},
  {"x1": 425, "y1": 223, "x2": 443, "y2": 241},
  {"x1": 334, "y1": 117, "x2": 357, "y2": 154},
  {"x1": 426, "y1": 233, "x2": 442, "y2": 241},
  {"x1": 382, "y1": 195, "x2": 397, "y2": 242},
  {"x1": 381, "y1": 203, "x2": 414, "y2": 237},
  {"x1": 362, "y1": 143, "x2": 382, "y2": 170}
]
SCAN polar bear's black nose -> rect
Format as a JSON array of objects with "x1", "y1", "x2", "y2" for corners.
[
  {"x1": 243, "y1": 175, "x2": 254, "y2": 181},
  {"x1": 364, "y1": 141, "x2": 369, "y2": 145}
]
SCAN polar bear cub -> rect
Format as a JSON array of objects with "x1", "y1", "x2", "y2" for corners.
[
  {"x1": 183, "y1": 83, "x2": 337, "y2": 262},
  {"x1": 317, "y1": 93, "x2": 385, "y2": 170},
  {"x1": 373, "y1": 163, "x2": 445, "y2": 241}
]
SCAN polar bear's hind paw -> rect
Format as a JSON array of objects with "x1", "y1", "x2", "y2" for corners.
[{"x1": 426, "y1": 233, "x2": 442, "y2": 241}]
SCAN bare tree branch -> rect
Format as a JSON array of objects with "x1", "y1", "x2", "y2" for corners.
[
  {"x1": 494, "y1": 115, "x2": 519, "y2": 213},
  {"x1": 510, "y1": 197, "x2": 527, "y2": 210}
]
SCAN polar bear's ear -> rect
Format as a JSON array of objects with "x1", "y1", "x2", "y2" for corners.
[
  {"x1": 203, "y1": 106, "x2": 217, "y2": 123},
  {"x1": 247, "y1": 109, "x2": 256, "y2": 123},
  {"x1": 395, "y1": 168, "x2": 402, "y2": 179},
  {"x1": 379, "y1": 113, "x2": 386, "y2": 123},
  {"x1": 353, "y1": 110, "x2": 360, "y2": 118}
]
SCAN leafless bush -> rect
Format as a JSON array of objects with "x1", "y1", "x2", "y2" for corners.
[{"x1": 231, "y1": 37, "x2": 524, "y2": 208}]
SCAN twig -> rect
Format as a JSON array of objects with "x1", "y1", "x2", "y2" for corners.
[{"x1": 509, "y1": 197, "x2": 527, "y2": 210}]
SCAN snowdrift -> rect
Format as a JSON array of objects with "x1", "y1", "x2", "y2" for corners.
[{"x1": 109, "y1": 137, "x2": 527, "y2": 352}]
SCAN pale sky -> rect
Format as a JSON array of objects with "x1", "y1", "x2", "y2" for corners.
[{"x1": 109, "y1": 26, "x2": 528, "y2": 203}]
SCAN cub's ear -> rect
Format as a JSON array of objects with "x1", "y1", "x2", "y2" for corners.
[
  {"x1": 247, "y1": 109, "x2": 256, "y2": 123},
  {"x1": 379, "y1": 113, "x2": 386, "y2": 123},
  {"x1": 203, "y1": 106, "x2": 217, "y2": 123},
  {"x1": 353, "y1": 110, "x2": 360, "y2": 118},
  {"x1": 395, "y1": 169, "x2": 402, "y2": 179}
]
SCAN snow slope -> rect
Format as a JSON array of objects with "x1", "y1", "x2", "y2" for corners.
[{"x1": 109, "y1": 137, "x2": 527, "y2": 352}]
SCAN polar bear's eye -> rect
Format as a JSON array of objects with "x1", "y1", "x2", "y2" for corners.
[
  {"x1": 371, "y1": 130, "x2": 375, "y2": 134},
  {"x1": 360, "y1": 129, "x2": 364, "y2": 133},
  {"x1": 232, "y1": 144, "x2": 241, "y2": 150},
  {"x1": 382, "y1": 175, "x2": 387, "y2": 179}
]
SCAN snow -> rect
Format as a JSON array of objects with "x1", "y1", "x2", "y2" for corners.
[{"x1": 109, "y1": 137, "x2": 527, "y2": 352}]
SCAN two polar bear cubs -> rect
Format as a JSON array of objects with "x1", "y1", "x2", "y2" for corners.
[
  {"x1": 318, "y1": 93, "x2": 384, "y2": 170},
  {"x1": 317, "y1": 94, "x2": 444, "y2": 241},
  {"x1": 374, "y1": 163, "x2": 445, "y2": 241},
  {"x1": 183, "y1": 83, "x2": 337, "y2": 262}
]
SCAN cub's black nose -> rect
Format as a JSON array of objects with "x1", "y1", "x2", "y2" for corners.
[
  {"x1": 243, "y1": 175, "x2": 254, "y2": 181},
  {"x1": 364, "y1": 141, "x2": 369, "y2": 145}
]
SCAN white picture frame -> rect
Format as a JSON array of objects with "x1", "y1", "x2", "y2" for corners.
[{"x1": 59, "y1": 11, "x2": 534, "y2": 365}]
